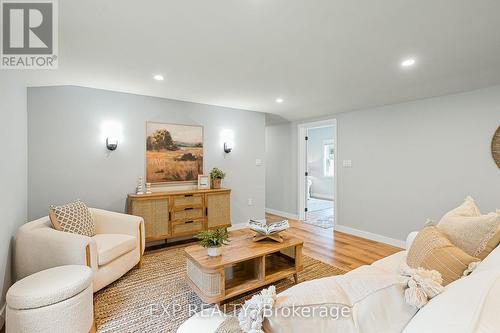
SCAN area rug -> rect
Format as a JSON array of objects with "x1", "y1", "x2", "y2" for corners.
[
  {"x1": 94, "y1": 244, "x2": 346, "y2": 333},
  {"x1": 304, "y1": 215, "x2": 334, "y2": 229},
  {"x1": 307, "y1": 198, "x2": 333, "y2": 212}
]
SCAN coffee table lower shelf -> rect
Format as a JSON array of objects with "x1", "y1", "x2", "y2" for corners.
[{"x1": 186, "y1": 243, "x2": 303, "y2": 305}]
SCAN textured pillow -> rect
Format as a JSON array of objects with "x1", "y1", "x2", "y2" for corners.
[
  {"x1": 437, "y1": 196, "x2": 500, "y2": 259},
  {"x1": 407, "y1": 226, "x2": 480, "y2": 286},
  {"x1": 49, "y1": 200, "x2": 96, "y2": 237}
]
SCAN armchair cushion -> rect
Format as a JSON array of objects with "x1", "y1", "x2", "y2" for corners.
[{"x1": 93, "y1": 234, "x2": 137, "y2": 266}]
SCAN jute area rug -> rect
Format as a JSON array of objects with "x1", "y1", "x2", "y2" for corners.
[{"x1": 94, "y1": 244, "x2": 346, "y2": 333}]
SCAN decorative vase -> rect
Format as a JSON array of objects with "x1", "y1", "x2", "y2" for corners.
[
  {"x1": 212, "y1": 179, "x2": 222, "y2": 189},
  {"x1": 207, "y1": 246, "x2": 222, "y2": 257}
]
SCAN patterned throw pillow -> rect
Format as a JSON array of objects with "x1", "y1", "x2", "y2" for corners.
[
  {"x1": 49, "y1": 200, "x2": 96, "y2": 237},
  {"x1": 407, "y1": 226, "x2": 480, "y2": 286}
]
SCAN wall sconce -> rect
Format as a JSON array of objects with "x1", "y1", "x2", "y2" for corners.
[
  {"x1": 106, "y1": 137, "x2": 118, "y2": 151},
  {"x1": 224, "y1": 142, "x2": 233, "y2": 153},
  {"x1": 101, "y1": 120, "x2": 123, "y2": 152},
  {"x1": 220, "y1": 129, "x2": 234, "y2": 154}
]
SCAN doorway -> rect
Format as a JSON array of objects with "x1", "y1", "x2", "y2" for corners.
[{"x1": 297, "y1": 119, "x2": 337, "y2": 229}]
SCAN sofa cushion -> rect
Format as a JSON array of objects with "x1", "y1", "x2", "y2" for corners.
[
  {"x1": 474, "y1": 242, "x2": 500, "y2": 274},
  {"x1": 437, "y1": 196, "x2": 500, "y2": 259},
  {"x1": 49, "y1": 200, "x2": 96, "y2": 237},
  {"x1": 6, "y1": 265, "x2": 92, "y2": 310},
  {"x1": 93, "y1": 234, "x2": 137, "y2": 266},
  {"x1": 371, "y1": 250, "x2": 407, "y2": 274},
  {"x1": 402, "y1": 270, "x2": 500, "y2": 333},
  {"x1": 406, "y1": 226, "x2": 480, "y2": 285}
]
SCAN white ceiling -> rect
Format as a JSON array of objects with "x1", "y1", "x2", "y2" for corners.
[{"x1": 14, "y1": 0, "x2": 500, "y2": 121}]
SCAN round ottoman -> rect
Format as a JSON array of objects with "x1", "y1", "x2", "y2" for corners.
[{"x1": 6, "y1": 265, "x2": 94, "y2": 333}]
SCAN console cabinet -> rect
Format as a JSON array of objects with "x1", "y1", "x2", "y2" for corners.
[{"x1": 127, "y1": 188, "x2": 231, "y2": 242}]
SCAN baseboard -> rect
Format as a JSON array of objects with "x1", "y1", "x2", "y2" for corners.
[
  {"x1": 334, "y1": 224, "x2": 405, "y2": 248},
  {"x1": 310, "y1": 193, "x2": 334, "y2": 201},
  {"x1": 265, "y1": 208, "x2": 299, "y2": 220},
  {"x1": 0, "y1": 303, "x2": 5, "y2": 331}
]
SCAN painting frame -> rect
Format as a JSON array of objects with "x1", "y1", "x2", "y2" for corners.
[{"x1": 145, "y1": 122, "x2": 204, "y2": 185}]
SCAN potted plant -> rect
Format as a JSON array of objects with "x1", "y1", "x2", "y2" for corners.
[
  {"x1": 196, "y1": 229, "x2": 230, "y2": 257},
  {"x1": 210, "y1": 167, "x2": 226, "y2": 189}
]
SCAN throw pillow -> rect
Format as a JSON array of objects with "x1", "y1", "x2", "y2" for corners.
[
  {"x1": 437, "y1": 196, "x2": 500, "y2": 259},
  {"x1": 49, "y1": 200, "x2": 96, "y2": 237},
  {"x1": 406, "y1": 226, "x2": 480, "y2": 286}
]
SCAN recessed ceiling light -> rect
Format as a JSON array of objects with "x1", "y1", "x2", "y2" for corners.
[
  {"x1": 153, "y1": 74, "x2": 164, "y2": 81},
  {"x1": 275, "y1": 98, "x2": 284, "y2": 103},
  {"x1": 401, "y1": 58, "x2": 416, "y2": 68}
]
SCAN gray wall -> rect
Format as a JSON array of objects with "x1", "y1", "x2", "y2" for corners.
[
  {"x1": 265, "y1": 123, "x2": 297, "y2": 214},
  {"x1": 28, "y1": 86, "x2": 266, "y2": 226},
  {"x1": 307, "y1": 126, "x2": 334, "y2": 199},
  {"x1": 266, "y1": 85, "x2": 500, "y2": 241},
  {"x1": 0, "y1": 74, "x2": 27, "y2": 326}
]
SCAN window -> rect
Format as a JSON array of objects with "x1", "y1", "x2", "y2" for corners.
[{"x1": 323, "y1": 140, "x2": 334, "y2": 177}]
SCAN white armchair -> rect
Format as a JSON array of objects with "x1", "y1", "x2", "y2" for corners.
[{"x1": 14, "y1": 208, "x2": 145, "y2": 292}]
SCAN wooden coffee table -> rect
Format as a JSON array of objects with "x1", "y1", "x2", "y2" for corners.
[{"x1": 185, "y1": 229, "x2": 303, "y2": 304}]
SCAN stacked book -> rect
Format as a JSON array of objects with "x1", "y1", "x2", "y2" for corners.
[{"x1": 249, "y1": 219, "x2": 289, "y2": 236}]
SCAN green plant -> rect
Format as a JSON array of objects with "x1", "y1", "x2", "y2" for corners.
[
  {"x1": 210, "y1": 167, "x2": 226, "y2": 180},
  {"x1": 196, "y1": 229, "x2": 230, "y2": 248}
]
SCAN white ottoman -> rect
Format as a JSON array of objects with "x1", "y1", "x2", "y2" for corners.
[{"x1": 6, "y1": 265, "x2": 94, "y2": 333}]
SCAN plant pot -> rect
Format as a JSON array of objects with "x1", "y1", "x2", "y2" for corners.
[
  {"x1": 207, "y1": 246, "x2": 222, "y2": 257},
  {"x1": 212, "y1": 179, "x2": 222, "y2": 189}
]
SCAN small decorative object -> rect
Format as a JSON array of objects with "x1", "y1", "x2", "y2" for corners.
[
  {"x1": 197, "y1": 175, "x2": 210, "y2": 190},
  {"x1": 146, "y1": 122, "x2": 203, "y2": 184},
  {"x1": 145, "y1": 182, "x2": 152, "y2": 194},
  {"x1": 249, "y1": 219, "x2": 289, "y2": 243},
  {"x1": 492, "y1": 126, "x2": 500, "y2": 168},
  {"x1": 196, "y1": 228, "x2": 230, "y2": 257},
  {"x1": 210, "y1": 167, "x2": 226, "y2": 189},
  {"x1": 136, "y1": 177, "x2": 144, "y2": 195}
]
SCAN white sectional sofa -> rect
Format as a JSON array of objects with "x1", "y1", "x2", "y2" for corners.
[{"x1": 178, "y1": 231, "x2": 500, "y2": 333}]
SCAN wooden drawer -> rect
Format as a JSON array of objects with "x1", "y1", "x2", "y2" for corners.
[
  {"x1": 172, "y1": 219, "x2": 204, "y2": 236},
  {"x1": 172, "y1": 194, "x2": 203, "y2": 208},
  {"x1": 172, "y1": 207, "x2": 204, "y2": 221}
]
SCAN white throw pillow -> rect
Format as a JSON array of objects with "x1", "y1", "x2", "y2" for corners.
[{"x1": 437, "y1": 196, "x2": 500, "y2": 258}]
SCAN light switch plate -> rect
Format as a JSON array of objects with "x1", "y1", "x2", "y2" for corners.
[
  {"x1": 343, "y1": 160, "x2": 352, "y2": 168},
  {"x1": 255, "y1": 159, "x2": 263, "y2": 166},
  {"x1": 247, "y1": 198, "x2": 253, "y2": 206}
]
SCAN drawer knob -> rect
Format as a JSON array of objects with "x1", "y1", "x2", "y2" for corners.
[
  {"x1": 184, "y1": 207, "x2": 194, "y2": 211},
  {"x1": 185, "y1": 220, "x2": 194, "y2": 224}
]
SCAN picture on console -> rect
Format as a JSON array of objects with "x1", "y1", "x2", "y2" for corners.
[{"x1": 146, "y1": 122, "x2": 203, "y2": 184}]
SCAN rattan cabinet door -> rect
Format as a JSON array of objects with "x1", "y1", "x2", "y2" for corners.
[
  {"x1": 131, "y1": 198, "x2": 169, "y2": 240},
  {"x1": 206, "y1": 192, "x2": 231, "y2": 229}
]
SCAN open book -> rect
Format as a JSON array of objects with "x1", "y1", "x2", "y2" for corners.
[{"x1": 249, "y1": 219, "x2": 289, "y2": 235}]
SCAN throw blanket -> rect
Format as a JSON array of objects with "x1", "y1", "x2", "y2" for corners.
[{"x1": 216, "y1": 265, "x2": 419, "y2": 333}]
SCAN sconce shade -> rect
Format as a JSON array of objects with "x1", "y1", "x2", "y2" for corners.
[{"x1": 106, "y1": 137, "x2": 118, "y2": 151}]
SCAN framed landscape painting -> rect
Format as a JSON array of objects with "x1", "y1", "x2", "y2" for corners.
[{"x1": 146, "y1": 122, "x2": 203, "y2": 184}]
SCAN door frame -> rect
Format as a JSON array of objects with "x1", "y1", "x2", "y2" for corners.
[{"x1": 297, "y1": 118, "x2": 338, "y2": 222}]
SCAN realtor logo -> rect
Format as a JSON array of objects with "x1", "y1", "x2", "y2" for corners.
[{"x1": 1, "y1": 0, "x2": 58, "y2": 69}]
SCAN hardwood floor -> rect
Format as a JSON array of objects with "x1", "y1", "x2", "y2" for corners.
[{"x1": 264, "y1": 213, "x2": 402, "y2": 272}]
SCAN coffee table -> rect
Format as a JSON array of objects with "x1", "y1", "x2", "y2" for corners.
[{"x1": 185, "y1": 229, "x2": 303, "y2": 304}]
